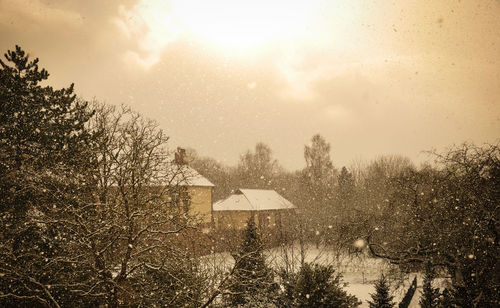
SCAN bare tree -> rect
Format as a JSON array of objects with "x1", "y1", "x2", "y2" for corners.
[
  {"x1": 187, "y1": 148, "x2": 234, "y2": 202},
  {"x1": 0, "y1": 101, "x2": 209, "y2": 307},
  {"x1": 236, "y1": 142, "x2": 280, "y2": 189},
  {"x1": 81, "y1": 103, "x2": 206, "y2": 306},
  {"x1": 300, "y1": 134, "x2": 338, "y2": 249},
  {"x1": 367, "y1": 143, "x2": 500, "y2": 307}
]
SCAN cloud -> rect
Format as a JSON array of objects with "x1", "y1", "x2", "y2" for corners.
[
  {"x1": 0, "y1": 0, "x2": 83, "y2": 30},
  {"x1": 122, "y1": 50, "x2": 162, "y2": 69},
  {"x1": 113, "y1": 0, "x2": 327, "y2": 70},
  {"x1": 113, "y1": 1, "x2": 181, "y2": 69}
]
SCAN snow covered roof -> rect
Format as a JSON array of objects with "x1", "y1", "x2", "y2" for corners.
[
  {"x1": 213, "y1": 189, "x2": 296, "y2": 212},
  {"x1": 163, "y1": 148, "x2": 215, "y2": 187},
  {"x1": 107, "y1": 151, "x2": 214, "y2": 187},
  {"x1": 166, "y1": 164, "x2": 215, "y2": 187},
  {"x1": 213, "y1": 194, "x2": 251, "y2": 211}
]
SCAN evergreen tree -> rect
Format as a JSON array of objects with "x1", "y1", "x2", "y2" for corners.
[
  {"x1": 336, "y1": 166, "x2": 356, "y2": 217},
  {"x1": 438, "y1": 288, "x2": 454, "y2": 308},
  {"x1": 280, "y1": 263, "x2": 361, "y2": 308},
  {"x1": 225, "y1": 217, "x2": 277, "y2": 307},
  {"x1": 330, "y1": 165, "x2": 359, "y2": 248},
  {"x1": 338, "y1": 166, "x2": 355, "y2": 195},
  {"x1": 0, "y1": 45, "x2": 93, "y2": 227},
  {"x1": 367, "y1": 275, "x2": 396, "y2": 308},
  {"x1": 0, "y1": 46, "x2": 94, "y2": 306},
  {"x1": 0, "y1": 45, "x2": 92, "y2": 172},
  {"x1": 132, "y1": 256, "x2": 203, "y2": 307},
  {"x1": 420, "y1": 264, "x2": 440, "y2": 308}
]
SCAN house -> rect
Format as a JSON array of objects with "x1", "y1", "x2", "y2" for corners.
[
  {"x1": 106, "y1": 147, "x2": 215, "y2": 226},
  {"x1": 213, "y1": 189, "x2": 296, "y2": 230},
  {"x1": 170, "y1": 148, "x2": 215, "y2": 227}
]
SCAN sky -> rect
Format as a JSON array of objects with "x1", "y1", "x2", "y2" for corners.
[{"x1": 1, "y1": 0, "x2": 499, "y2": 171}]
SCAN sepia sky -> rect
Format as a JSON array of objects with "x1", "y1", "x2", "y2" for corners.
[{"x1": 1, "y1": 0, "x2": 499, "y2": 170}]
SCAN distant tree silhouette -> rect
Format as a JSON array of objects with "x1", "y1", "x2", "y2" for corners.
[{"x1": 236, "y1": 142, "x2": 279, "y2": 189}]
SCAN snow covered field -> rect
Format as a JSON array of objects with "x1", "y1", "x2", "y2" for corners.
[{"x1": 202, "y1": 244, "x2": 424, "y2": 307}]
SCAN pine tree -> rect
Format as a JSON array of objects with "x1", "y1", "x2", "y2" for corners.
[
  {"x1": 367, "y1": 275, "x2": 396, "y2": 308},
  {"x1": 225, "y1": 217, "x2": 277, "y2": 306},
  {"x1": 0, "y1": 45, "x2": 93, "y2": 216},
  {"x1": 280, "y1": 263, "x2": 361, "y2": 308},
  {"x1": 0, "y1": 46, "x2": 94, "y2": 307},
  {"x1": 438, "y1": 288, "x2": 455, "y2": 308},
  {"x1": 0, "y1": 45, "x2": 92, "y2": 168},
  {"x1": 420, "y1": 265, "x2": 440, "y2": 308}
]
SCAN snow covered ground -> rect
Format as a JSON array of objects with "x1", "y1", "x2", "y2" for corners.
[
  {"x1": 202, "y1": 244, "x2": 425, "y2": 307},
  {"x1": 265, "y1": 245, "x2": 419, "y2": 307}
]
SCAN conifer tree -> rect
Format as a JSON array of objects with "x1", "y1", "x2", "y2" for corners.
[
  {"x1": 438, "y1": 288, "x2": 454, "y2": 308},
  {"x1": 0, "y1": 45, "x2": 93, "y2": 223},
  {"x1": 225, "y1": 217, "x2": 277, "y2": 306},
  {"x1": 420, "y1": 264, "x2": 440, "y2": 308},
  {"x1": 0, "y1": 46, "x2": 94, "y2": 306},
  {"x1": 367, "y1": 275, "x2": 396, "y2": 308},
  {"x1": 0, "y1": 46, "x2": 92, "y2": 172},
  {"x1": 280, "y1": 262, "x2": 361, "y2": 308}
]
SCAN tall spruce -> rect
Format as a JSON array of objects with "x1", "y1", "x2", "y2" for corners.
[
  {"x1": 0, "y1": 46, "x2": 94, "y2": 306},
  {"x1": 225, "y1": 217, "x2": 277, "y2": 306},
  {"x1": 367, "y1": 275, "x2": 396, "y2": 308},
  {"x1": 0, "y1": 45, "x2": 92, "y2": 171},
  {"x1": 420, "y1": 264, "x2": 440, "y2": 308},
  {"x1": 0, "y1": 45, "x2": 93, "y2": 226}
]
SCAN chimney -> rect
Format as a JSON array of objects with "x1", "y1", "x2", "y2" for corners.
[{"x1": 175, "y1": 147, "x2": 188, "y2": 165}]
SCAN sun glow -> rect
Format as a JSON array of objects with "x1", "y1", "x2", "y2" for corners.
[
  {"x1": 170, "y1": 0, "x2": 324, "y2": 53},
  {"x1": 117, "y1": 0, "x2": 355, "y2": 68}
]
